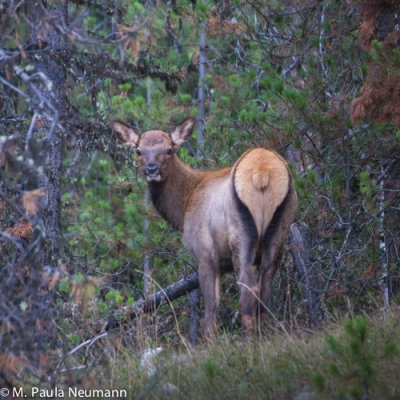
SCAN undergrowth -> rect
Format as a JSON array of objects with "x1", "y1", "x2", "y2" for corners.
[{"x1": 45, "y1": 308, "x2": 400, "y2": 400}]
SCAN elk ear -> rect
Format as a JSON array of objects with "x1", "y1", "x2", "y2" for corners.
[
  {"x1": 170, "y1": 117, "x2": 196, "y2": 147},
  {"x1": 112, "y1": 120, "x2": 140, "y2": 147}
]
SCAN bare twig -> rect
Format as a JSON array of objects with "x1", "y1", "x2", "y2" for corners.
[{"x1": 52, "y1": 332, "x2": 108, "y2": 377}]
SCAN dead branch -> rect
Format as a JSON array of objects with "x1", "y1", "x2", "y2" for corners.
[{"x1": 104, "y1": 272, "x2": 199, "y2": 331}]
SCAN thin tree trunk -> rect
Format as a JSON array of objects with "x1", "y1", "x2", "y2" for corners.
[
  {"x1": 343, "y1": 128, "x2": 353, "y2": 300},
  {"x1": 289, "y1": 223, "x2": 323, "y2": 328},
  {"x1": 378, "y1": 164, "x2": 390, "y2": 311},
  {"x1": 29, "y1": 1, "x2": 67, "y2": 263},
  {"x1": 143, "y1": 78, "x2": 153, "y2": 297},
  {"x1": 188, "y1": 288, "x2": 200, "y2": 345},
  {"x1": 191, "y1": 28, "x2": 207, "y2": 339},
  {"x1": 196, "y1": 25, "x2": 206, "y2": 157},
  {"x1": 45, "y1": 133, "x2": 63, "y2": 261},
  {"x1": 143, "y1": 189, "x2": 151, "y2": 297}
]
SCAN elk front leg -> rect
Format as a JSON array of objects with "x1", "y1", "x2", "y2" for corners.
[
  {"x1": 198, "y1": 263, "x2": 220, "y2": 337},
  {"x1": 231, "y1": 239, "x2": 259, "y2": 337}
]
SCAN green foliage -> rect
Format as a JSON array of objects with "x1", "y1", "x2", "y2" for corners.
[
  {"x1": 310, "y1": 315, "x2": 398, "y2": 399},
  {"x1": 106, "y1": 289, "x2": 123, "y2": 305},
  {"x1": 83, "y1": 15, "x2": 98, "y2": 31},
  {"x1": 359, "y1": 170, "x2": 377, "y2": 209}
]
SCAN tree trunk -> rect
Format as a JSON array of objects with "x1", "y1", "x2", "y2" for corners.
[
  {"x1": 196, "y1": 25, "x2": 206, "y2": 157},
  {"x1": 143, "y1": 189, "x2": 151, "y2": 297},
  {"x1": 29, "y1": 1, "x2": 70, "y2": 263},
  {"x1": 289, "y1": 223, "x2": 323, "y2": 328},
  {"x1": 188, "y1": 288, "x2": 200, "y2": 345},
  {"x1": 378, "y1": 164, "x2": 390, "y2": 311},
  {"x1": 143, "y1": 79, "x2": 152, "y2": 297},
  {"x1": 191, "y1": 27, "x2": 207, "y2": 338}
]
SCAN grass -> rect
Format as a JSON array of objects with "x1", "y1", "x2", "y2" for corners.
[
  {"x1": 11, "y1": 308, "x2": 400, "y2": 399},
  {"x1": 69, "y1": 308, "x2": 400, "y2": 400}
]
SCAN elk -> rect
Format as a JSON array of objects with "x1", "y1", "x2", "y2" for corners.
[{"x1": 112, "y1": 117, "x2": 298, "y2": 336}]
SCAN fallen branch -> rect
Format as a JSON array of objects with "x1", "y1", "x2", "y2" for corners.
[{"x1": 103, "y1": 272, "x2": 199, "y2": 331}]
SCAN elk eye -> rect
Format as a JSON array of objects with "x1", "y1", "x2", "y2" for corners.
[
  {"x1": 136, "y1": 149, "x2": 142, "y2": 156},
  {"x1": 167, "y1": 148, "x2": 173, "y2": 155}
]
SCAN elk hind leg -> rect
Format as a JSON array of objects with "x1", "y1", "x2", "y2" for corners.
[
  {"x1": 259, "y1": 182, "x2": 297, "y2": 325},
  {"x1": 238, "y1": 265, "x2": 259, "y2": 336},
  {"x1": 231, "y1": 240, "x2": 259, "y2": 337}
]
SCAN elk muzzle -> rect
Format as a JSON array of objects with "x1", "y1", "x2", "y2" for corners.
[{"x1": 144, "y1": 162, "x2": 162, "y2": 182}]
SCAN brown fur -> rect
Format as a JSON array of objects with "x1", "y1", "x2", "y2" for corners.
[{"x1": 112, "y1": 117, "x2": 298, "y2": 337}]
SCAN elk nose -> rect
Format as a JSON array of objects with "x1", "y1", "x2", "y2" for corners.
[{"x1": 145, "y1": 163, "x2": 159, "y2": 175}]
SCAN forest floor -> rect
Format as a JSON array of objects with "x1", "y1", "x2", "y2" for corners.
[{"x1": 49, "y1": 306, "x2": 400, "y2": 400}]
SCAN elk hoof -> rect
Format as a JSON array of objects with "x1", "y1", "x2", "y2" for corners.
[{"x1": 242, "y1": 315, "x2": 256, "y2": 337}]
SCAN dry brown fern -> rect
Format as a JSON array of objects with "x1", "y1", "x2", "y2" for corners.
[{"x1": 350, "y1": 0, "x2": 400, "y2": 127}]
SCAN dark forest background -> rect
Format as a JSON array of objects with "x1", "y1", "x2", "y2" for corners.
[{"x1": 0, "y1": 0, "x2": 400, "y2": 397}]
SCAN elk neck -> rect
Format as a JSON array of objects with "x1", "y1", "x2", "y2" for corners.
[{"x1": 148, "y1": 155, "x2": 202, "y2": 231}]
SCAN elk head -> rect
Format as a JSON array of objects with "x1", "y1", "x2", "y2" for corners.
[{"x1": 112, "y1": 117, "x2": 195, "y2": 183}]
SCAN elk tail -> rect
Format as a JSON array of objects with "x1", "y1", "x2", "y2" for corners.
[
  {"x1": 232, "y1": 148, "x2": 290, "y2": 240},
  {"x1": 252, "y1": 166, "x2": 270, "y2": 191}
]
